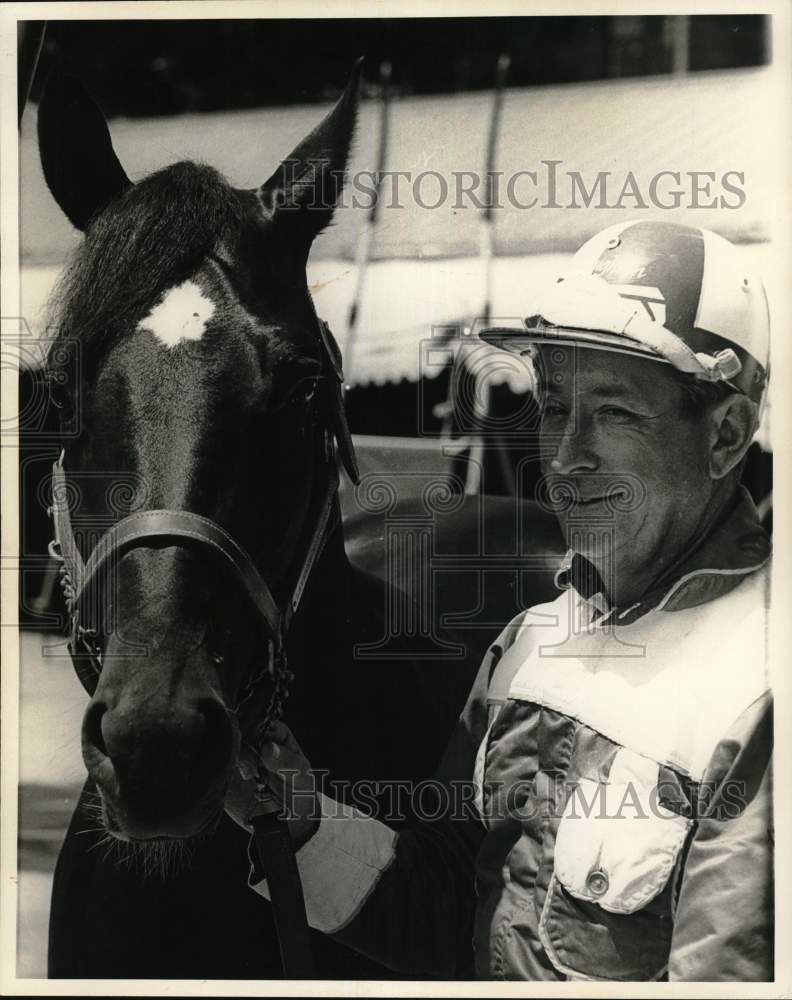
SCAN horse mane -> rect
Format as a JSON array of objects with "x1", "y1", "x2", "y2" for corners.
[{"x1": 46, "y1": 161, "x2": 245, "y2": 374}]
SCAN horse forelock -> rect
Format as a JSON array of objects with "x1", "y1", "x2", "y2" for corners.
[{"x1": 46, "y1": 161, "x2": 246, "y2": 375}]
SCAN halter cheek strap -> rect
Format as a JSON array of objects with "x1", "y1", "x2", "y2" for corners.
[{"x1": 319, "y1": 319, "x2": 359, "y2": 483}]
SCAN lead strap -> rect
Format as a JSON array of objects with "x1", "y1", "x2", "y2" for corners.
[{"x1": 285, "y1": 459, "x2": 340, "y2": 631}]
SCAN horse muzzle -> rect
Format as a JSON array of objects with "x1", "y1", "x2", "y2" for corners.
[{"x1": 82, "y1": 679, "x2": 237, "y2": 840}]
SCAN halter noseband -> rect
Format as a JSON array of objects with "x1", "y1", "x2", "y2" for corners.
[{"x1": 48, "y1": 318, "x2": 358, "y2": 737}]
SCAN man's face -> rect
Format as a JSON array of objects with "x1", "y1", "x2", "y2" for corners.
[{"x1": 537, "y1": 345, "x2": 716, "y2": 596}]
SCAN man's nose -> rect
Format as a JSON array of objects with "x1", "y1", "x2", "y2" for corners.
[{"x1": 548, "y1": 417, "x2": 599, "y2": 475}]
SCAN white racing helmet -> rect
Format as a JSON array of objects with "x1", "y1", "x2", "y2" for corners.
[{"x1": 479, "y1": 220, "x2": 770, "y2": 409}]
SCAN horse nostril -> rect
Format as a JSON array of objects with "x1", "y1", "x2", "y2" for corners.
[
  {"x1": 194, "y1": 697, "x2": 233, "y2": 766},
  {"x1": 197, "y1": 697, "x2": 231, "y2": 741},
  {"x1": 83, "y1": 700, "x2": 109, "y2": 757}
]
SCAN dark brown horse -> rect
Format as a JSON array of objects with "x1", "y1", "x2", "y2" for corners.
[{"x1": 38, "y1": 63, "x2": 563, "y2": 978}]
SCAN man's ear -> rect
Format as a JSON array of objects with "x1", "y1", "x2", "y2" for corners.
[{"x1": 708, "y1": 393, "x2": 759, "y2": 479}]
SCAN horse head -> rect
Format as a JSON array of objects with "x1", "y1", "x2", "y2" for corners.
[{"x1": 39, "y1": 64, "x2": 362, "y2": 844}]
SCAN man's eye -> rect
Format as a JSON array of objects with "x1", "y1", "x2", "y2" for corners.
[
  {"x1": 599, "y1": 406, "x2": 634, "y2": 419},
  {"x1": 543, "y1": 401, "x2": 567, "y2": 418}
]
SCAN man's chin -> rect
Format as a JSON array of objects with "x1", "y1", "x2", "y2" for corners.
[
  {"x1": 561, "y1": 524, "x2": 638, "y2": 568},
  {"x1": 562, "y1": 527, "x2": 622, "y2": 555}
]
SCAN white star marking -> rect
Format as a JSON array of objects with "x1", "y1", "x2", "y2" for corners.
[{"x1": 139, "y1": 281, "x2": 215, "y2": 347}]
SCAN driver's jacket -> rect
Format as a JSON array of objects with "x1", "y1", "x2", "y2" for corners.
[{"x1": 252, "y1": 488, "x2": 773, "y2": 981}]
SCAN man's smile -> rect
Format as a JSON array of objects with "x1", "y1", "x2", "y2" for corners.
[{"x1": 575, "y1": 494, "x2": 608, "y2": 506}]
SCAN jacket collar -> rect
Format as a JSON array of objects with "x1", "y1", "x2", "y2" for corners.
[{"x1": 555, "y1": 486, "x2": 771, "y2": 625}]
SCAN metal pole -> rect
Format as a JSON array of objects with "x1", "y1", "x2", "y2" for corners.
[
  {"x1": 672, "y1": 16, "x2": 690, "y2": 77},
  {"x1": 465, "y1": 53, "x2": 511, "y2": 496},
  {"x1": 344, "y1": 60, "x2": 392, "y2": 386}
]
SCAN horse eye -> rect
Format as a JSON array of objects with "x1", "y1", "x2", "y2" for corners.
[
  {"x1": 47, "y1": 371, "x2": 74, "y2": 414},
  {"x1": 264, "y1": 377, "x2": 319, "y2": 421},
  {"x1": 285, "y1": 377, "x2": 318, "y2": 407}
]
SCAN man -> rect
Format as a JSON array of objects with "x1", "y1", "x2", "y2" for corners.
[{"x1": 227, "y1": 220, "x2": 773, "y2": 981}]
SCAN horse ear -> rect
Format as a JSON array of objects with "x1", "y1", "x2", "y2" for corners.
[
  {"x1": 37, "y1": 71, "x2": 132, "y2": 231},
  {"x1": 258, "y1": 58, "x2": 363, "y2": 249}
]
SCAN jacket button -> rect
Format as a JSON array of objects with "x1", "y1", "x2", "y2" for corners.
[{"x1": 586, "y1": 868, "x2": 609, "y2": 897}]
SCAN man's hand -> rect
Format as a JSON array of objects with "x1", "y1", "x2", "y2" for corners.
[{"x1": 225, "y1": 721, "x2": 320, "y2": 844}]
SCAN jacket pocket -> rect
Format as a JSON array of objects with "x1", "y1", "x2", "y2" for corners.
[{"x1": 539, "y1": 747, "x2": 693, "y2": 980}]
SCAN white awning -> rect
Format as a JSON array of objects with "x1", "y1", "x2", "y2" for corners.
[{"x1": 22, "y1": 67, "x2": 774, "y2": 266}]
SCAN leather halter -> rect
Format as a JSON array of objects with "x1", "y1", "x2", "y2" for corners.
[{"x1": 48, "y1": 318, "x2": 359, "y2": 719}]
